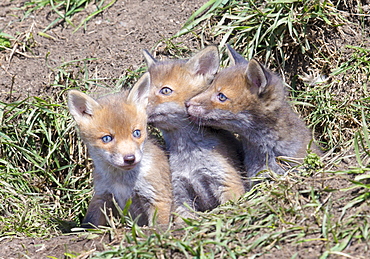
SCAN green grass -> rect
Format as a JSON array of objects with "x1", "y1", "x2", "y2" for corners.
[
  {"x1": 291, "y1": 44, "x2": 370, "y2": 151},
  {"x1": 0, "y1": 0, "x2": 370, "y2": 257},
  {"x1": 0, "y1": 32, "x2": 13, "y2": 51},
  {"x1": 88, "y1": 165, "x2": 370, "y2": 258},
  {"x1": 22, "y1": 0, "x2": 116, "y2": 32},
  {"x1": 177, "y1": 0, "x2": 345, "y2": 67},
  {"x1": 0, "y1": 95, "x2": 90, "y2": 235}
]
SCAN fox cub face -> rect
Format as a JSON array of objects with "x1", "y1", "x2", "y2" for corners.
[
  {"x1": 68, "y1": 74, "x2": 150, "y2": 171},
  {"x1": 187, "y1": 45, "x2": 285, "y2": 127},
  {"x1": 142, "y1": 46, "x2": 219, "y2": 130}
]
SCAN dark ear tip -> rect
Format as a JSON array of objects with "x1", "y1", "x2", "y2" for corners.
[
  {"x1": 226, "y1": 44, "x2": 248, "y2": 65},
  {"x1": 142, "y1": 49, "x2": 157, "y2": 67},
  {"x1": 226, "y1": 44, "x2": 237, "y2": 53}
]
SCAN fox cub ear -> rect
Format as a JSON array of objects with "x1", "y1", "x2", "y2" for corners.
[
  {"x1": 245, "y1": 59, "x2": 269, "y2": 95},
  {"x1": 226, "y1": 44, "x2": 248, "y2": 66},
  {"x1": 142, "y1": 49, "x2": 157, "y2": 68},
  {"x1": 68, "y1": 90, "x2": 101, "y2": 121},
  {"x1": 186, "y1": 45, "x2": 219, "y2": 77},
  {"x1": 127, "y1": 72, "x2": 150, "y2": 109}
]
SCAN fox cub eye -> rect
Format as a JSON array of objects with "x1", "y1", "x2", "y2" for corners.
[
  {"x1": 217, "y1": 93, "x2": 228, "y2": 102},
  {"x1": 132, "y1": 129, "x2": 141, "y2": 138},
  {"x1": 102, "y1": 135, "x2": 113, "y2": 143},
  {"x1": 159, "y1": 87, "x2": 173, "y2": 95}
]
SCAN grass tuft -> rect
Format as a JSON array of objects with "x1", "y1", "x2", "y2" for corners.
[
  {"x1": 177, "y1": 0, "x2": 345, "y2": 67},
  {"x1": 0, "y1": 32, "x2": 13, "y2": 51},
  {"x1": 22, "y1": 0, "x2": 117, "y2": 32},
  {"x1": 0, "y1": 95, "x2": 91, "y2": 236}
]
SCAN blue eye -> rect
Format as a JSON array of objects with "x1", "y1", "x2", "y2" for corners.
[
  {"x1": 217, "y1": 93, "x2": 228, "y2": 102},
  {"x1": 133, "y1": 129, "x2": 141, "y2": 138},
  {"x1": 159, "y1": 87, "x2": 173, "y2": 95},
  {"x1": 102, "y1": 135, "x2": 113, "y2": 143}
]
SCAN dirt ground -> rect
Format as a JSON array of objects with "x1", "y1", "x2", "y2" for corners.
[
  {"x1": 0, "y1": 0, "x2": 369, "y2": 258},
  {"x1": 0, "y1": 0, "x2": 204, "y2": 102}
]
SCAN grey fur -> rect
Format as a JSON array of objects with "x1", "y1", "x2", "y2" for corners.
[
  {"x1": 162, "y1": 124, "x2": 244, "y2": 219},
  {"x1": 143, "y1": 46, "x2": 246, "y2": 220},
  {"x1": 187, "y1": 46, "x2": 321, "y2": 178}
]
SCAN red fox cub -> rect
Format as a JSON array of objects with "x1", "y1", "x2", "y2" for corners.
[
  {"x1": 187, "y1": 44, "x2": 321, "y2": 178},
  {"x1": 67, "y1": 73, "x2": 172, "y2": 228},
  {"x1": 142, "y1": 46, "x2": 245, "y2": 220}
]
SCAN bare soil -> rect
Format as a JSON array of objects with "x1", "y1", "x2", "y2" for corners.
[
  {"x1": 0, "y1": 0, "x2": 203, "y2": 102},
  {"x1": 0, "y1": 0, "x2": 369, "y2": 258}
]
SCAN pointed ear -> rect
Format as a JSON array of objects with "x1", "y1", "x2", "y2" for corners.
[
  {"x1": 68, "y1": 90, "x2": 100, "y2": 122},
  {"x1": 245, "y1": 59, "x2": 268, "y2": 95},
  {"x1": 226, "y1": 44, "x2": 248, "y2": 66},
  {"x1": 127, "y1": 72, "x2": 151, "y2": 109},
  {"x1": 142, "y1": 49, "x2": 157, "y2": 68},
  {"x1": 185, "y1": 45, "x2": 219, "y2": 76}
]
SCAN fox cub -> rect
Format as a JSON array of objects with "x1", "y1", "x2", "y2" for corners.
[
  {"x1": 142, "y1": 46, "x2": 245, "y2": 220},
  {"x1": 68, "y1": 73, "x2": 172, "y2": 227},
  {"x1": 187, "y1": 44, "x2": 321, "y2": 178}
]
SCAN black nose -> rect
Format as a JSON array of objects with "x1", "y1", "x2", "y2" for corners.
[{"x1": 124, "y1": 155, "x2": 136, "y2": 164}]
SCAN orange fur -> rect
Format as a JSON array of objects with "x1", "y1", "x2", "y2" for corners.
[{"x1": 68, "y1": 74, "x2": 172, "y2": 227}]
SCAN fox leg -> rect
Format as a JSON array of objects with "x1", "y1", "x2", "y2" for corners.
[
  {"x1": 220, "y1": 170, "x2": 245, "y2": 204},
  {"x1": 148, "y1": 198, "x2": 173, "y2": 225},
  {"x1": 82, "y1": 192, "x2": 114, "y2": 228}
]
